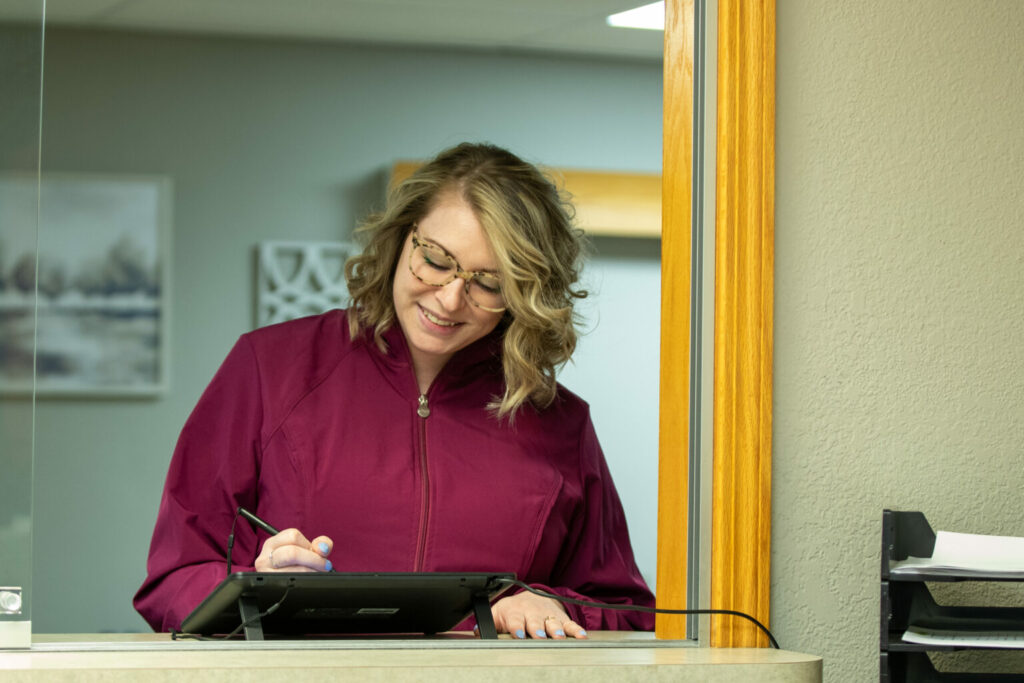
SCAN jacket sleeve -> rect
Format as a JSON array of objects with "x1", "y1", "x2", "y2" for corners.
[
  {"x1": 133, "y1": 335, "x2": 265, "y2": 632},
  {"x1": 540, "y1": 415, "x2": 656, "y2": 631}
]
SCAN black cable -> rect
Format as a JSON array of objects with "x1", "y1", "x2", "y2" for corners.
[
  {"x1": 170, "y1": 580, "x2": 777, "y2": 647},
  {"x1": 204, "y1": 529, "x2": 779, "y2": 648},
  {"x1": 170, "y1": 628, "x2": 209, "y2": 641},
  {"x1": 171, "y1": 587, "x2": 294, "y2": 641},
  {"x1": 219, "y1": 586, "x2": 293, "y2": 640},
  {"x1": 225, "y1": 510, "x2": 240, "y2": 575},
  {"x1": 499, "y1": 578, "x2": 780, "y2": 649}
]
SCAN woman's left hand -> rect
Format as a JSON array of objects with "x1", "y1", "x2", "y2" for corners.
[{"x1": 490, "y1": 592, "x2": 587, "y2": 639}]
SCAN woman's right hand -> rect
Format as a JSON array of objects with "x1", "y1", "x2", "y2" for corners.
[{"x1": 254, "y1": 528, "x2": 334, "y2": 572}]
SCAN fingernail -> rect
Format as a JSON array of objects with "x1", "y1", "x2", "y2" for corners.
[
  {"x1": 535, "y1": 630, "x2": 547, "y2": 638},
  {"x1": 515, "y1": 629, "x2": 525, "y2": 639},
  {"x1": 555, "y1": 629, "x2": 565, "y2": 637},
  {"x1": 318, "y1": 542, "x2": 329, "y2": 554},
  {"x1": 324, "y1": 560, "x2": 333, "y2": 571},
  {"x1": 578, "y1": 630, "x2": 587, "y2": 637}
]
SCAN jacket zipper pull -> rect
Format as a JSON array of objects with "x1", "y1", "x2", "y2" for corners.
[{"x1": 417, "y1": 394, "x2": 430, "y2": 418}]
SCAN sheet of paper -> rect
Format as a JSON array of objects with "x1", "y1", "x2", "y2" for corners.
[
  {"x1": 903, "y1": 626, "x2": 1024, "y2": 649},
  {"x1": 890, "y1": 530, "x2": 1024, "y2": 577}
]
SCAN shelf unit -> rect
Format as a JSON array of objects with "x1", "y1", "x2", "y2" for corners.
[{"x1": 881, "y1": 509, "x2": 1024, "y2": 682}]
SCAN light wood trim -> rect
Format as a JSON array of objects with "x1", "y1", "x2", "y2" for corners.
[
  {"x1": 654, "y1": 0, "x2": 695, "y2": 639},
  {"x1": 711, "y1": 0, "x2": 776, "y2": 647},
  {"x1": 390, "y1": 160, "x2": 422, "y2": 188},
  {"x1": 390, "y1": 162, "x2": 661, "y2": 238},
  {"x1": 552, "y1": 169, "x2": 660, "y2": 238}
]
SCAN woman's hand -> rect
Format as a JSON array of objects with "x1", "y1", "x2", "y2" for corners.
[
  {"x1": 254, "y1": 528, "x2": 333, "y2": 572},
  {"x1": 491, "y1": 592, "x2": 587, "y2": 639}
]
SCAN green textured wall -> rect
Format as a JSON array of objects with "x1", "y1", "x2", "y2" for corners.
[{"x1": 774, "y1": 1, "x2": 1024, "y2": 679}]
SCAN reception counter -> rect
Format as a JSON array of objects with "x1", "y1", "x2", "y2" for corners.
[{"x1": 0, "y1": 633, "x2": 821, "y2": 682}]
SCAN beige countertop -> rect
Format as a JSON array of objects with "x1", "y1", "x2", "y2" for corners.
[{"x1": 0, "y1": 633, "x2": 822, "y2": 682}]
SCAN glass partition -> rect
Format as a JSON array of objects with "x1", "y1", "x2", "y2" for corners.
[
  {"x1": 0, "y1": 2, "x2": 45, "y2": 649},
  {"x1": 27, "y1": 21, "x2": 664, "y2": 636}
]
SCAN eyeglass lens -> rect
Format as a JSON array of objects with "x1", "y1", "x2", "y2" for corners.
[{"x1": 411, "y1": 241, "x2": 504, "y2": 310}]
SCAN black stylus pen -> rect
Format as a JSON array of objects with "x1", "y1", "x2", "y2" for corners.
[
  {"x1": 237, "y1": 506, "x2": 335, "y2": 572},
  {"x1": 237, "y1": 506, "x2": 280, "y2": 535}
]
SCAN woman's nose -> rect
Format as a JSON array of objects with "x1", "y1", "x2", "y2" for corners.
[{"x1": 435, "y1": 277, "x2": 468, "y2": 311}]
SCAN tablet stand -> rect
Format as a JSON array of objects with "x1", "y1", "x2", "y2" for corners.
[
  {"x1": 472, "y1": 591, "x2": 499, "y2": 639},
  {"x1": 235, "y1": 588, "x2": 500, "y2": 640}
]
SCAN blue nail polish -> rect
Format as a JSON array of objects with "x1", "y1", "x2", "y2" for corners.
[
  {"x1": 578, "y1": 630, "x2": 587, "y2": 637},
  {"x1": 555, "y1": 629, "x2": 565, "y2": 637},
  {"x1": 535, "y1": 630, "x2": 547, "y2": 638},
  {"x1": 324, "y1": 560, "x2": 333, "y2": 572},
  {"x1": 515, "y1": 629, "x2": 525, "y2": 639},
  {"x1": 318, "y1": 541, "x2": 329, "y2": 554}
]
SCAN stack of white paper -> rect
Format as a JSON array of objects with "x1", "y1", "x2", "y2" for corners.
[
  {"x1": 903, "y1": 625, "x2": 1024, "y2": 649},
  {"x1": 890, "y1": 530, "x2": 1024, "y2": 578}
]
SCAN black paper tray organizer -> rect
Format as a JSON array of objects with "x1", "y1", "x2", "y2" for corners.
[{"x1": 880, "y1": 510, "x2": 1024, "y2": 682}]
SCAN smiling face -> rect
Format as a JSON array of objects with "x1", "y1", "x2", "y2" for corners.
[{"x1": 392, "y1": 189, "x2": 505, "y2": 392}]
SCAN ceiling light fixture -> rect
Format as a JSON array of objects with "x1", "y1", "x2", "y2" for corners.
[{"x1": 606, "y1": 1, "x2": 665, "y2": 31}]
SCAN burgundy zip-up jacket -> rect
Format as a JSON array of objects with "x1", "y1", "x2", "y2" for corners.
[{"x1": 133, "y1": 309, "x2": 654, "y2": 632}]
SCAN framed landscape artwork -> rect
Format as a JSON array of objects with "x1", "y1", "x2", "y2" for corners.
[{"x1": 0, "y1": 174, "x2": 172, "y2": 396}]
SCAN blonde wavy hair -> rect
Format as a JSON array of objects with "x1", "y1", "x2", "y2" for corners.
[{"x1": 345, "y1": 142, "x2": 589, "y2": 419}]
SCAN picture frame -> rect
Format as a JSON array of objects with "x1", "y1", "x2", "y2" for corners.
[{"x1": 0, "y1": 173, "x2": 172, "y2": 396}]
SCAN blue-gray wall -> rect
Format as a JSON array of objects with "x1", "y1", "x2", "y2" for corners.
[{"x1": 30, "y1": 28, "x2": 662, "y2": 632}]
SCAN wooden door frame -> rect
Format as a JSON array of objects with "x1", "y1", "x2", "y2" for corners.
[{"x1": 656, "y1": 0, "x2": 775, "y2": 647}]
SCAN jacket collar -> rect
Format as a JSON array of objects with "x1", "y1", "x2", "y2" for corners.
[{"x1": 370, "y1": 318, "x2": 505, "y2": 397}]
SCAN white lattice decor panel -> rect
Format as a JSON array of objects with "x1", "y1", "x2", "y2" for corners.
[{"x1": 256, "y1": 241, "x2": 358, "y2": 327}]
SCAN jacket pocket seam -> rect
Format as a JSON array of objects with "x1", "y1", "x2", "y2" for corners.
[{"x1": 519, "y1": 470, "x2": 564, "y2": 573}]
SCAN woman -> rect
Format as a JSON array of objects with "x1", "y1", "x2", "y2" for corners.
[{"x1": 134, "y1": 142, "x2": 654, "y2": 639}]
